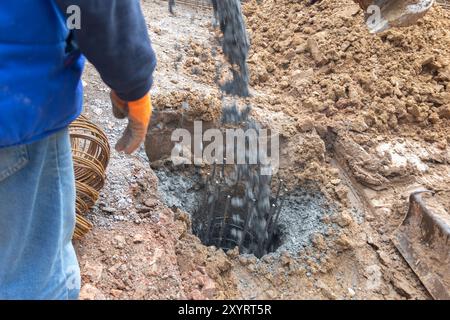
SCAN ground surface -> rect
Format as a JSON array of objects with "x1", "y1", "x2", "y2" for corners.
[{"x1": 75, "y1": 0, "x2": 449, "y2": 300}]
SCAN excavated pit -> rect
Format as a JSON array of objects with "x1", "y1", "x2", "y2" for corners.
[
  {"x1": 192, "y1": 184, "x2": 283, "y2": 257},
  {"x1": 192, "y1": 163, "x2": 284, "y2": 258},
  {"x1": 154, "y1": 162, "x2": 336, "y2": 258},
  {"x1": 148, "y1": 109, "x2": 337, "y2": 258}
]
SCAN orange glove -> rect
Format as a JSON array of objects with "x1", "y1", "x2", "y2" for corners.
[{"x1": 110, "y1": 91, "x2": 152, "y2": 154}]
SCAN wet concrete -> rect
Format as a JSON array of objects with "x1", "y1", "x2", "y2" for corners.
[
  {"x1": 155, "y1": 167, "x2": 204, "y2": 215},
  {"x1": 276, "y1": 188, "x2": 335, "y2": 255},
  {"x1": 155, "y1": 166, "x2": 336, "y2": 258},
  {"x1": 214, "y1": 0, "x2": 250, "y2": 97}
]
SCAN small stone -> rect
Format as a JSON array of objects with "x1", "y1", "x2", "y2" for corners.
[
  {"x1": 280, "y1": 252, "x2": 292, "y2": 266},
  {"x1": 79, "y1": 284, "x2": 106, "y2": 300},
  {"x1": 113, "y1": 235, "x2": 126, "y2": 249},
  {"x1": 201, "y1": 277, "x2": 216, "y2": 299},
  {"x1": 133, "y1": 288, "x2": 146, "y2": 300},
  {"x1": 190, "y1": 289, "x2": 205, "y2": 300},
  {"x1": 291, "y1": 68, "x2": 314, "y2": 83},
  {"x1": 307, "y1": 37, "x2": 328, "y2": 66},
  {"x1": 316, "y1": 280, "x2": 337, "y2": 300},
  {"x1": 266, "y1": 290, "x2": 277, "y2": 299},
  {"x1": 311, "y1": 233, "x2": 326, "y2": 250},
  {"x1": 176, "y1": 212, "x2": 189, "y2": 223},
  {"x1": 83, "y1": 261, "x2": 104, "y2": 283},
  {"x1": 144, "y1": 199, "x2": 158, "y2": 208},
  {"x1": 280, "y1": 81, "x2": 289, "y2": 89},
  {"x1": 429, "y1": 112, "x2": 440, "y2": 124},
  {"x1": 248, "y1": 256, "x2": 258, "y2": 265},
  {"x1": 351, "y1": 117, "x2": 369, "y2": 132},
  {"x1": 320, "y1": 215, "x2": 331, "y2": 224},
  {"x1": 336, "y1": 234, "x2": 352, "y2": 250},
  {"x1": 325, "y1": 227, "x2": 334, "y2": 237},
  {"x1": 102, "y1": 207, "x2": 117, "y2": 214},
  {"x1": 136, "y1": 206, "x2": 151, "y2": 214},
  {"x1": 304, "y1": 97, "x2": 326, "y2": 112},
  {"x1": 133, "y1": 234, "x2": 144, "y2": 244},
  {"x1": 238, "y1": 256, "x2": 249, "y2": 266},
  {"x1": 335, "y1": 185, "x2": 348, "y2": 201},
  {"x1": 348, "y1": 287, "x2": 356, "y2": 297},
  {"x1": 421, "y1": 55, "x2": 434, "y2": 67},
  {"x1": 438, "y1": 105, "x2": 450, "y2": 119},
  {"x1": 191, "y1": 66, "x2": 203, "y2": 76},
  {"x1": 335, "y1": 211, "x2": 353, "y2": 227},
  {"x1": 375, "y1": 207, "x2": 391, "y2": 217},
  {"x1": 261, "y1": 255, "x2": 273, "y2": 264},
  {"x1": 110, "y1": 289, "x2": 123, "y2": 298},
  {"x1": 226, "y1": 247, "x2": 240, "y2": 258},
  {"x1": 391, "y1": 275, "x2": 414, "y2": 299},
  {"x1": 330, "y1": 179, "x2": 341, "y2": 186},
  {"x1": 365, "y1": 265, "x2": 382, "y2": 291},
  {"x1": 377, "y1": 251, "x2": 392, "y2": 266},
  {"x1": 297, "y1": 117, "x2": 314, "y2": 132},
  {"x1": 366, "y1": 235, "x2": 379, "y2": 250}
]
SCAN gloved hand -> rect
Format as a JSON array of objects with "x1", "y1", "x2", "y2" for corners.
[{"x1": 110, "y1": 91, "x2": 152, "y2": 154}]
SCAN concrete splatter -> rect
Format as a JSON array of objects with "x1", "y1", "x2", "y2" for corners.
[{"x1": 213, "y1": 0, "x2": 250, "y2": 97}]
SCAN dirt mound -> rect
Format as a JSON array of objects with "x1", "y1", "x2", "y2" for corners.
[
  {"x1": 244, "y1": 0, "x2": 450, "y2": 140},
  {"x1": 153, "y1": 90, "x2": 222, "y2": 122}
]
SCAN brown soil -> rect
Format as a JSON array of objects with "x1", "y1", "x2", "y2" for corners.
[{"x1": 75, "y1": 0, "x2": 449, "y2": 300}]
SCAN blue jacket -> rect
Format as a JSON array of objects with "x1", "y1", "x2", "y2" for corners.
[
  {"x1": 0, "y1": 1, "x2": 84, "y2": 148},
  {"x1": 0, "y1": 0, "x2": 156, "y2": 148}
]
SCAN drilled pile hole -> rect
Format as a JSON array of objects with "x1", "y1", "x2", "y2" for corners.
[
  {"x1": 155, "y1": 165, "x2": 335, "y2": 259},
  {"x1": 192, "y1": 181, "x2": 283, "y2": 258}
]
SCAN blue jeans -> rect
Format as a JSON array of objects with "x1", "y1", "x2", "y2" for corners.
[{"x1": 0, "y1": 129, "x2": 80, "y2": 299}]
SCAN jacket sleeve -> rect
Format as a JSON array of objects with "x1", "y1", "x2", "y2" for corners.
[{"x1": 54, "y1": 0, "x2": 157, "y2": 101}]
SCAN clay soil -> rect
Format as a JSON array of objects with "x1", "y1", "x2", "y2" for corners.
[{"x1": 75, "y1": 0, "x2": 449, "y2": 300}]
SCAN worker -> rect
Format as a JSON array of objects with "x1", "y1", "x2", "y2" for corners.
[{"x1": 0, "y1": 0, "x2": 156, "y2": 299}]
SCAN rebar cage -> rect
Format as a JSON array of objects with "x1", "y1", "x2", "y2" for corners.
[
  {"x1": 193, "y1": 162, "x2": 284, "y2": 258},
  {"x1": 70, "y1": 115, "x2": 110, "y2": 240}
]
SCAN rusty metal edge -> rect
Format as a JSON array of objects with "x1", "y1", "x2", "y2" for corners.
[
  {"x1": 332, "y1": 143, "x2": 440, "y2": 299},
  {"x1": 392, "y1": 192, "x2": 450, "y2": 300}
]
